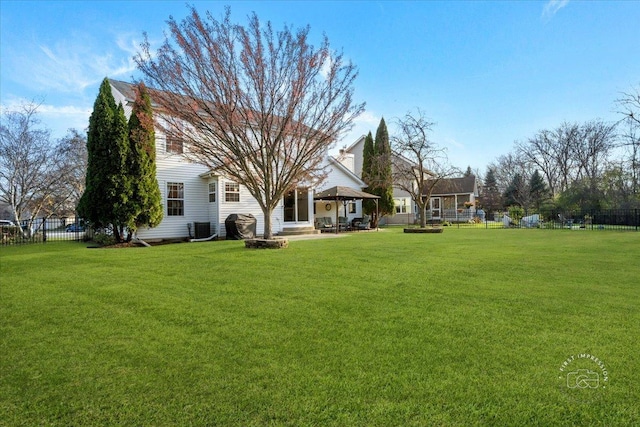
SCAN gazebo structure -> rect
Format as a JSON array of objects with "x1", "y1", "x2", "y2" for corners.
[{"x1": 313, "y1": 186, "x2": 380, "y2": 233}]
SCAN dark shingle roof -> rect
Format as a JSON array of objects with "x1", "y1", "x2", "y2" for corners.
[{"x1": 426, "y1": 175, "x2": 477, "y2": 196}]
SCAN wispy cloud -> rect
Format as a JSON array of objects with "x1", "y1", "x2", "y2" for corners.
[
  {"x1": 1, "y1": 97, "x2": 92, "y2": 134},
  {"x1": 441, "y1": 136, "x2": 465, "y2": 150},
  {"x1": 11, "y1": 32, "x2": 141, "y2": 95},
  {"x1": 542, "y1": 0, "x2": 570, "y2": 22}
]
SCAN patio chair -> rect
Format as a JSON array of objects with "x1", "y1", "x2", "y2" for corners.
[
  {"x1": 316, "y1": 216, "x2": 335, "y2": 232},
  {"x1": 354, "y1": 215, "x2": 371, "y2": 230},
  {"x1": 338, "y1": 216, "x2": 349, "y2": 231}
]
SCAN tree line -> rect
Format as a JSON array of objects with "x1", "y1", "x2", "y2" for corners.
[
  {"x1": 480, "y1": 85, "x2": 640, "y2": 214},
  {"x1": 0, "y1": 103, "x2": 87, "y2": 232}
]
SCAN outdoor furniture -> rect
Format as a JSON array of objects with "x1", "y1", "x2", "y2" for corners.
[
  {"x1": 315, "y1": 217, "x2": 336, "y2": 232},
  {"x1": 352, "y1": 215, "x2": 371, "y2": 230},
  {"x1": 338, "y1": 216, "x2": 349, "y2": 231}
]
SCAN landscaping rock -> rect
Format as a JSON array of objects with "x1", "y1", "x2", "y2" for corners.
[
  {"x1": 244, "y1": 238, "x2": 289, "y2": 249},
  {"x1": 403, "y1": 227, "x2": 444, "y2": 233}
]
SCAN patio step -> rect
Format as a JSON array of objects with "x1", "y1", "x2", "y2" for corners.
[{"x1": 278, "y1": 226, "x2": 321, "y2": 236}]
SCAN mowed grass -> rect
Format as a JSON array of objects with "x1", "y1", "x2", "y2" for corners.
[{"x1": 1, "y1": 229, "x2": 639, "y2": 426}]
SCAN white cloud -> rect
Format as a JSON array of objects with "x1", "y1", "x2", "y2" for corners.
[
  {"x1": 12, "y1": 33, "x2": 140, "y2": 95},
  {"x1": 542, "y1": 0, "x2": 570, "y2": 22},
  {"x1": 1, "y1": 97, "x2": 91, "y2": 136},
  {"x1": 353, "y1": 110, "x2": 380, "y2": 128},
  {"x1": 440, "y1": 136, "x2": 465, "y2": 150}
]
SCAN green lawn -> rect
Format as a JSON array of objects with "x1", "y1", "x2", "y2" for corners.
[{"x1": 1, "y1": 229, "x2": 639, "y2": 426}]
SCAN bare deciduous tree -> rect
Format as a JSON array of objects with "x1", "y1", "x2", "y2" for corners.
[
  {"x1": 616, "y1": 84, "x2": 640, "y2": 198},
  {"x1": 135, "y1": 7, "x2": 364, "y2": 238},
  {"x1": 390, "y1": 110, "x2": 457, "y2": 228},
  {"x1": 616, "y1": 84, "x2": 640, "y2": 126},
  {"x1": 0, "y1": 103, "x2": 87, "y2": 232},
  {"x1": 0, "y1": 103, "x2": 52, "y2": 230},
  {"x1": 50, "y1": 129, "x2": 88, "y2": 217}
]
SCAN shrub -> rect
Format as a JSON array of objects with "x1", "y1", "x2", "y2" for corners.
[
  {"x1": 507, "y1": 205, "x2": 524, "y2": 223},
  {"x1": 93, "y1": 233, "x2": 116, "y2": 247}
]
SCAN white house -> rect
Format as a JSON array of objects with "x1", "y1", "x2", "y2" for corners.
[
  {"x1": 109, "y1": 79, "x2": 367, "y2": 240},
  {"x1": 343, "y1": 135, "x2": 480, "y2": 224},
  {"x1": 343, "y1": 135, "x2": 416, "y2": 225}
]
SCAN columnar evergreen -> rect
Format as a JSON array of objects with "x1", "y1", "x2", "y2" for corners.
[
  {"x1": 78, "y1": 78, "x2": 141, "y2": 243},
  {"x1": 110, "y1": 104, "x2": 134, "y2": 241},
  {"x1": 78, "y1": 78, "x2": 118, "y2": 229},
  {"x1": 361, "y1": 132, "x2": 376, "y2": 215},
  {"x1": 128, "y1": 83, "x2": 163, "y2": 232},
  {"x1": 373, "y1": 118, "x2": 394, "y2": 221}
]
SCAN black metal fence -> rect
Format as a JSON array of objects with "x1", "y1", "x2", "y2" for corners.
[
  {"x1": 441, "y1": 208, "x2": 640, "y2": 230},
  {"x1": 1, "y1": 217, "x2": 86, "y2": 246}
]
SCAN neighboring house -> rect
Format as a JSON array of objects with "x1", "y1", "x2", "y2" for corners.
[
  {"x1": 426, "y1": 175, "x2": 479, "y2": 222},
  {"x1": 343, "y1": 136, "x2": 416, "y2": 225},
  {"x1": 109, "y1": 79, "x2": 367, "y2": 240},
  {"x1": 343, "y1": 135, "x2": 479, "y2": 224}
]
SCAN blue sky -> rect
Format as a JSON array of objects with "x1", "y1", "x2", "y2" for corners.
[{"x1": 1, "y1": 1, "x2": 639, "y2": 172}]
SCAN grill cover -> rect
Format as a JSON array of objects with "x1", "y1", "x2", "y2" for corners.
[{"x1": 224, "y1": 214, "x2": 257, "y2": 240}]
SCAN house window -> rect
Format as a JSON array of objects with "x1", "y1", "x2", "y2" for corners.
[
  {"x1": 457, "y1": 195, "x2": 470, "y2": 210},
  {"x1": 348, "y1": 201, "x2": 357, "y2": 214},
  {"x1": 225, "y1": 182, "x2": 240, "y2": 202},
  {"x1": 167, "y1": 182, "x2": 184, "y2": 216},
  {"x1": 394, "y1": 198, "x2": 410, "y2": 214},
  {"x1": 208, "y1": 183, "x2": 216, "y2": 203},
  {"x1": 166, "y1": 135, "x2": 183, "y2": 154}
]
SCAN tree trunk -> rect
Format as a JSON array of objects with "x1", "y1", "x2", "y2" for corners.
[
  {"x1": 263, "y1": 207, "x2": 273, "y2": 239},
  {"x1": 420, "y1": 204, "x2": 427, "y2": 228}
]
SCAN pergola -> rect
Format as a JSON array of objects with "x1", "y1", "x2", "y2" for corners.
[{"x1": 313, "y1": 186, "x2": 380, "y2": 233}]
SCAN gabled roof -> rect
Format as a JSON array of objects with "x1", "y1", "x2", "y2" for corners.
[
  {"x1": 109, "y1": 79, "x2": 136, "y2": 101},
  {"x1": 328, "y1": 156, "x2": 367, "y2": 188},
  {"x1": 427, "y1": 175, "x2": 477, "y2": 196},
  {"x1": 343, "y1": 134, "x2": 366, "y2": 153}
]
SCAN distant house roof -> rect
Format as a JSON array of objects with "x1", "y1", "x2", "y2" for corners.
[{"x1": 426, "y1": 175, "x2": 477, "y2": 196}]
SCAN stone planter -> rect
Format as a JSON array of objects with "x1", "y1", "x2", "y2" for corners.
[
  {"x1": 244, "y1": 238, "x2": 289, "y2": 249},
  {"x1": 403, "y1": 227, "x2": 444, "y2": 234}
]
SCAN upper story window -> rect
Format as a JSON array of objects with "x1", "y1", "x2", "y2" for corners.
[
  {"x1": 225, "y1": 182, "x2": 240, "y2": 202},
  {"x1": 208, "y1": 183, "x2": 216, "y2": 203},
  {"x1": 166, "y1": 135, "x2": 183, "y2": 154},
  {"x1": 167, "y1": 182, "x2": 184, "y2": 216}
]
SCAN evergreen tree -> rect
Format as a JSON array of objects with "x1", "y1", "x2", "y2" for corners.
[
  {"x1": 361, "y1": 132, "x2": 376, "y2": 215},
  {"x1": 464, "y1": 166, "x2": 473, "y2": 177},
  {"x1": 110, "y1": 103, "x2": 134, "y2": 241},
  {"x1": 128, "y1": 83, "x2": 163, "y2": 232},
  {"x1": 372, "y1": 118, "x2": 394, "y2": 224},
  {"x1": 481, "y1": 167, "x2": 503, "y2": 213},
  {"x1": 78, "y1": 78, "x2": 118, "y2": 229},
  {"x1": 503, "y1": 173, "x2": 527, "y2": 208},
  {"x1": 78, "y1": 78, "x2": 135, "y2": 242},
  {"x1": 529, "y1": 169, "x2": 549, "y2": 210}
]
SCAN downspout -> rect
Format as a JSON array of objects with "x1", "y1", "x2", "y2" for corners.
[{"x1": 189, "y1": 233, "x2": 218, "y2": 242}]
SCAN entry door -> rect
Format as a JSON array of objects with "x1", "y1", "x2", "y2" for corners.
[{"x1": 430, "y1": 197, "x2": 441, "y2": 219}]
